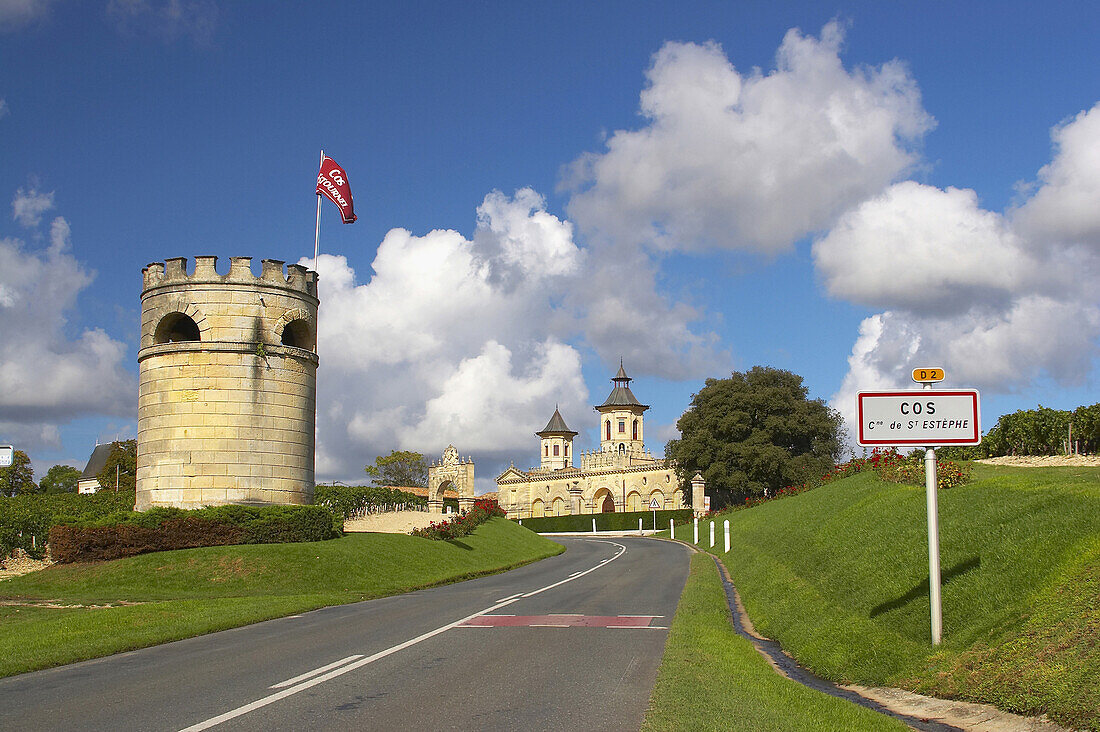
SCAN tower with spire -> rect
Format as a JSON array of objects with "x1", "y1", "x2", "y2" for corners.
[
  {"x1": 536, "y1": 407, "x2": 578, "y2": 471},
  {"x1": 595, "y1": 360, "x2": 648, "y2": 453}
]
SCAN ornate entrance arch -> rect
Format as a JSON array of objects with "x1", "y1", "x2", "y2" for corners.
[{"x1": 427, "y1": 445, "x2": 475, "y2": 514}]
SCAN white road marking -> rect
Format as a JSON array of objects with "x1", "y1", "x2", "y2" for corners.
[
  {"x1": 496, "y1": 593, "x2": 522, "y2": 602},
  {"x1": 530, "y1": 624, "x2": 570, "y2": 627},
  {"x1": 179, "y1": 538, "x2": 628, "y2": 731},
  {"x1": 610, "y1": 626, "x2": 668, "y2": 630},
  {"x1": 618, "y1": 614, "x2": 663, "y2": 618},
  {"x1": 269, "y1": 655, "x2": 363, "y2": 689}
]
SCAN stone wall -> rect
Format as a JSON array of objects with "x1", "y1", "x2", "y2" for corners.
[{"x1": 136, "y1": 256, "x2": 318, "y2": 510}]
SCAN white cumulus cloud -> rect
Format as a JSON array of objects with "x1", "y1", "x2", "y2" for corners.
[
  {"x1": 564, "y1": 21, "x2": 933, "y2": 254},
  {"x1": 12, "y1": 187, "x2": 54, "y2": 228},
  {"x1": 824, "y1": 105, "x2": 1100, "y2": 434},
  {"x1": 306, "y1": 189, "x2": 593, "y2": 481},
  {"x1": 0, "y1": 200, "x2": 136, "y2": 452}
]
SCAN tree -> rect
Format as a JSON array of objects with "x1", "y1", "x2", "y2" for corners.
[
  {"x1": 0, "y1": 450, "x2": 37, "y2": 496},
  {"x1": 39, "y1": 464, "x2": 81, "y2": 494},
  {"x1": 364, "y1": 450, "x2": 428, "y2": 488},
  {"x1": 96, "y1": 440, "x2": 137, "y2": 493},
  {"x1": 666, "y1": 366, "x2": 844, "y2": 504}
]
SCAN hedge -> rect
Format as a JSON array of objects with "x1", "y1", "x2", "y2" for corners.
[
  {"x1": 49, "y1": 504, "x2": 342, "y2": 563},
  {"x1": 515, "y1": 509, "x2": 694, "y2": 534},
  {"x1": 0, "y1": 491, "x2": 136, "y2": 560}
]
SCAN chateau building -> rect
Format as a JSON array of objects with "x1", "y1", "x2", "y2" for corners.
[{"x1": 496, "y1": 365, "x2": 701, "y2": 518}]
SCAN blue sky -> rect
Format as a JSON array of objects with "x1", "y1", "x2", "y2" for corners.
[{"x1": 2, "y1": 1, "x2": 1098, "y2": 491}]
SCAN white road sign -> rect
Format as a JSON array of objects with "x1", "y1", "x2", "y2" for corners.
[
  {"x1": 649, "y1": 497, "x2": 661, "y2": 510},
  {"x1": 0, "y1": 445, "x2": 13, "y2": 468},
  {"x1": 857, "y1": 390, "x2": 981, "y2": 446}
]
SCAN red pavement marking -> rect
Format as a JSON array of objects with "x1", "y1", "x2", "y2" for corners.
[{"x1": 460, "y1": 615, "x2": 661, "y2": 628}]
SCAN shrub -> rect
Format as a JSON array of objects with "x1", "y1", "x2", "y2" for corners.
[
  {"x1": 514, "y1": 509, "x2": 694, "y2": 534},
  {"x1": 49, "y1": 504, "x2": 341, "y2": 563},
  {"x1": 411, "y1": 498, "x2": 504, "y2": 540}
]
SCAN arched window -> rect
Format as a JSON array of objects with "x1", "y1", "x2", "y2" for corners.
[
  {"x1": 154, "y1": 312, "x2": 200, "y2": 343},
  {"x1": 545, "y1": 445, "x2": 549, "y2": 456},
  {"x1": 564, "y1": 444, "x2": 568, "y2": 457},
  {"x1": 553, "y1": 444, "x2": 559, "y2": 456},
  {"x1": 632, "y1": 419, "x2": 638, "y2": 441},
  {"x1": 618, "y1": 443, "x2": 625, "y2": 454},
  {"x1": 605, "y1": 420, "x2": 611, "y2": 441},
  {"x1": 281, "y1": 319, "x2": 315, "y2": 350}
]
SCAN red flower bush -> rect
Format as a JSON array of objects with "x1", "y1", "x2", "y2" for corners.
[{"x1": 411, "y1": 497, "x2": 505, "y2": 540}]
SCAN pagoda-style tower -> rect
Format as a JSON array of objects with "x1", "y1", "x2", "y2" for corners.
[
  {"x1": 595, "y1": 361, "x2": 648, "y2": 453},
  {"x1": 536, "y1": 407, "x2": 577, "y2": 470}
]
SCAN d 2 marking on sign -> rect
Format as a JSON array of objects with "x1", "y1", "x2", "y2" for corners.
[{"x1": 912, "y1": 368, "x2": 945, "y2": 383}]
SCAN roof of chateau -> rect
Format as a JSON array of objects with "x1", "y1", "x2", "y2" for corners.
[
  {"x1": 536, "y1": 407, "x2": 578, "y2": 437},
  {"x1": 79, "y1": 443, "x2": 115, "y2": 481},
  {"x1": 597, "y1": 362, "x2": 648, "y2": 411}
]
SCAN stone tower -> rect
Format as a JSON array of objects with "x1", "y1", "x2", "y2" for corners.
[
  {"x1": 596, "y1": 362, "x2": 648, "y2": 453},
  {"x1": 136, "y1": 256, "x2": 318, "y2": 510},
  {"x1": 536, "y1": 407, "x2": 577, "y2": 470}
]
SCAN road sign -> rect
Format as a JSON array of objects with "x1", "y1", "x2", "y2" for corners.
[
  {"x1": 704, "y1": 496, "x2": 711, "y2": 511},
  {"x1": 857, "y1": 390, "x2": 981, "y2": 446},
  {"x1": 0, "y1": 445, "x2": 12, "y2": 468},
  {"x1": 911, "y1": 367, "x2": 945, "y2": 383},
  {"x1": 649, "y1": 497, "x2": 661, "y2": 510}
]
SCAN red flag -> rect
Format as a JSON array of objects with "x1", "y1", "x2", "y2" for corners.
[{"x1": 316, "y1": 155, "x2": 357, "y2": 223}]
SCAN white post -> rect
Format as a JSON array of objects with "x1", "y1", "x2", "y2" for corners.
[
  {"x1": 710, "y1": 521, "x2": 715, "y2": 547},
  {"x1": 592, "y1": 517, "x2": 597, "y2": 534},
  {"x1": 723, "y1": 520, "x2": 730, "y2": 553},
  {"x1": 638, "y1": 517, "x2": 643, "y2": 536},
  {"x1": 922, "y1": 380, "x2": 943, "y2": 646},
  {"x1": 670, "y1": 518, "x2": 674, "y2": 539},
  {"x1": 313, "y1": 149, "x2": 324, "y2": 272},
  {"x1": 926, "y1": 445, "x2": 942, "y2": 645},
  {"x1": 693, "y1": 517, "x2": 699, "y2": 544},
  {"x1": 652, "y1": 509, "x2": 656, "y2": 530}
]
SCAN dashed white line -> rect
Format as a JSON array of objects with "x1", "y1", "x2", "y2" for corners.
[{"x1": 179, "y1": 538, "x2": 628, "y2": 731}]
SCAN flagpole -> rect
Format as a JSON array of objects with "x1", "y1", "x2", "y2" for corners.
[{"x1": 313, "y1": 149, "x2": 324, "y2": 272}]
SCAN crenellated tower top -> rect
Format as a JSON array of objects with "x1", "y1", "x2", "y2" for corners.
[{"x1": 142, "y1": 256, "x2": 318, "y2": 299}]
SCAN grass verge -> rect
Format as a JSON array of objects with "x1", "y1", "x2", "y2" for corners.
[
  {"x1": 643, "y1": 552, "x2": 905, "y2": 732},
  {"x1": 0, "y1": 517, "x2": 561, "y2": 677},
  {"x1": 667, "y1": 464, "x2": 1100, "y2": 731}
]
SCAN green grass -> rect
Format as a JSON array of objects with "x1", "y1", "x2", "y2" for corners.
[
  {"x1": 668, "y1": 464, "x2": 1100, "y2": 731},
  {"x1": 0, "y1": 517, "x2": 562, "y2": 677},
  {"x1": 643, "y1": 552, "x2": 905, "y2": 732}
]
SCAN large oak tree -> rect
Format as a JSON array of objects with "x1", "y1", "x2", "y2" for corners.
[{"x1": 667, "y1": 366, "x2": 844, "y2": 506}]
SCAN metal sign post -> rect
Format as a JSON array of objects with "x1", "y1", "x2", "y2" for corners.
[
  {"x1": 857, "y1": 372, "x2": 981, "y2": 646},
  {"x1": 922, "y1": 380, "x2": 943, "y2": 646}
]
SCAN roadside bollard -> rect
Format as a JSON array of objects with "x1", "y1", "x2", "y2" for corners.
[
  {"x1": 724, "y1": 520, "x2": 730, "y2": 553},
  {"x1": 638, "y1": 517, "x2": 643, "y2": 536},
  {"x1": 710, "y1": 521, "x2": 715, "y2": 547},
  {"x1": 592, "y1": 518, "x2": 597, "y2": 534},
  {"x1": 670, "y1": 518, "x2": 674, "y2": 539},
  {"x1": 693, "y1": 517, "x2": 699, "y2": 544}
]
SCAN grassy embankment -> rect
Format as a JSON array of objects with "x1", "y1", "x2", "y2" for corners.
[
  {"x1": 643, "y1": 552, "x2": 905, "y2": 731},
  {"x1": 0, "y1": 517, "x2": 561, "y2": 678},
  {"x1": 666, "y1": 464, "x2": 1100, "y2": 731}
]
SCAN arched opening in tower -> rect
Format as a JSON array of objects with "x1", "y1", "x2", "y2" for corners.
[
  {"x1": 281, "y1": 319, "x2": 315, "y2": 350},
  {"x1": 153, "y1": 312, "x2": 200, "y2": 343}
]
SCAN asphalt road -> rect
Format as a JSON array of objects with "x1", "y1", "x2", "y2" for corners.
[{"x1": 0, "y1": 536, "x2": 691, "y2": 731}]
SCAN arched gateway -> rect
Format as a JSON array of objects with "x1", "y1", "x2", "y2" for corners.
[{"x1": 427, "y1": 445, "x2": 475, "y2": 514}]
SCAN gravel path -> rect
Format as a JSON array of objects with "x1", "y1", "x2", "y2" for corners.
[{"x1": 977, "y1": 454, "x2": 1100, "y2": 467}]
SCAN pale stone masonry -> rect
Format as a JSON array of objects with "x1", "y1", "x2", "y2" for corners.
[
  {"x1": 427, "y1": 445, "x2": 476, "y2": 514},
  {"x1": 495, "y1": 365, "x2": 703, "y2": 518},
  {"x1": 136, "y1": 256, "x2": 318, "y2": 510}
]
